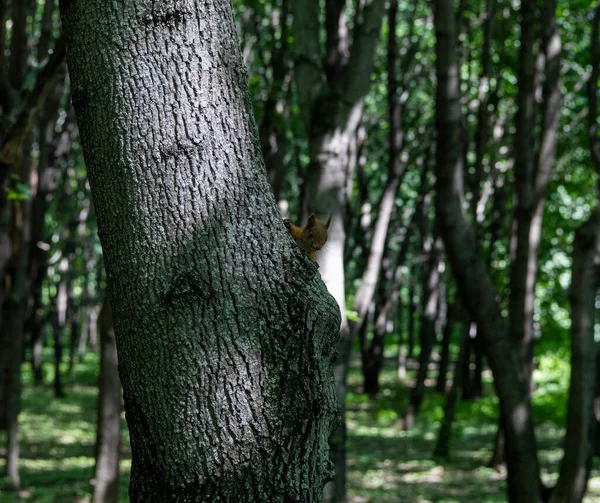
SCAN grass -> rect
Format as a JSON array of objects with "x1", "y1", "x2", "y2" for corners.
[{"x1": 1, "y1": 346, "x2": 599, "y2": 502}]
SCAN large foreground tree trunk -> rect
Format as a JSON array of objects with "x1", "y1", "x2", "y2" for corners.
[
  {"x1": 432, "y1": 1, "x2": 541, "y2": 502},
  {"x1": 60, "y1": 1, "x2": 341, "y2": 500}
]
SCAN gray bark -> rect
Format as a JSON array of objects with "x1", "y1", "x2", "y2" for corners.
[
  {"x1": 60, "y1": 0, "x2": 340, "y2": 501},
  {"x1": 432, "y1": 0, "x2": 541, "y2": 501}
]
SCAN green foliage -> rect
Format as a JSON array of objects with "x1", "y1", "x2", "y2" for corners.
[{"x1": 7, "y1": 174, "x2": 32, "y2": 200}]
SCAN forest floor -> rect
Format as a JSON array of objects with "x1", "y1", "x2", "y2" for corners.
[{"x1": 0, "y1": 347, "x2": 599, "y2": 502}]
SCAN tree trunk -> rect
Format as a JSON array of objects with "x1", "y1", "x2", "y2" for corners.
[
  {"x1": 93, "y1": 296, "x2": 122, "y2": 503},
  {"x1": 432, "y1": 0, "x2": 541, "y2": 501},
  {"x1": 405, "y1": 234, "x2": 442, "y2": 428},
  {"x1": 60, "y1": 1, "x2": 341, "y2": 500},
  {"x1": 435, "y1": 300, "x2": 455, "y2": 394},
  {"x1": 434, "y1": 320, "x2": 469, "y2": 458},
  {"x1": 407, "y1": 266, "x2": 417, "y2": 359},
  {"x1": 548, "y1": 208, "x2": 600, "y2": 503}
]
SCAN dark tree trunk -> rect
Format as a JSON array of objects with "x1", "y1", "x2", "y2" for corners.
[
  {"x1": 461, "y1": 324, "x2": 475, "y2": 401},
  {"x1": 93, "y1": 296, "x2": 122, "y2": 503},
  {"x1": 435, "y1": 300, "x2": 456, "y2": 394},
  {"x1": 1, "y1": 148, "x2": 33, "y2": 490},
  {"x1": 405, "y1": 234, "x2": 442, "y2": 428},
  {"x1": 548, "y1": 209, "x2": 600, "y2": 503},
  {"x1": 432, "y1": 0, "x2": 542, "y2": 501},
  {"x1": 434, "y1": 320, "x2": 469, "y2": 458},
  {"x1": 407, "y1": 266, "x2": 417, "y2": 359},
  {"x1": 472, "y1": 327, "x2": 484, "y2": 397},
  {"x1": 60, "y1": 1, "x2": 341, "y2": 500},
  {"x1": 53, "y1": 263, "x2": 68, "y2": 398},
  {"x1": 29, "y1": 96, "x2": 73, "y2": 385},
  {"x1": 361, "y1": 254, "x2": 394, "y2": 396}
]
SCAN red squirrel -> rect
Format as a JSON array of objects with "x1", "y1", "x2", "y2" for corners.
[{"x1": 283, "y1": 213, "x2": 331, "y2": 260}]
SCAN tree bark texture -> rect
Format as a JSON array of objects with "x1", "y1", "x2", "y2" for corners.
[
  {"x1": 60, "y1": 1, "x2": 341, "y2": 501},
  {"x1": 93, "y1": 296, "x2": 122, "y2": 503},
  {"x1": 432, "y1": 0, "x2": 541, "y2": 501}
]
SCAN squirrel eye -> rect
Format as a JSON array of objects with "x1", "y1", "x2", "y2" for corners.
[{"x1": 309, "y1": 232, "x2": 314, "y2": 238}]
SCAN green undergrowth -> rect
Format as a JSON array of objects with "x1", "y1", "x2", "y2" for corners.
[{"x1": 0, "y1": 347, "x2": 598, "y2": 502}]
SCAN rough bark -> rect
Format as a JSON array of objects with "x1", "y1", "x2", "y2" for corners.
[
  {"x1": 60, "y1": 1, "x2": 341, "y2": 500},
  {"x1": 93, "y1": 296, "x2": 122, "y2": 503},
  {"x1": 432, "y1": 0, "x2": 541, "y2": 501}
]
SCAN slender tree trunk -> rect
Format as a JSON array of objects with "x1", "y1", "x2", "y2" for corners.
[
  {"x1": 405, "y1": 235, "x2": 442, "y2": 428},
  {"x1": 60, "y1": 0, "x2": 341, "y2": 499},
  {"x1": 93, "y1": 296, "x2": 122, "y2": 503},
  {"x1": 548, "y1": 209, "x2": 600, "y2": 503},
  {"x1": 408, "y1": 267, "x2": 417, "y2": 359},
  {"x1": 436, "y1": 300, "x2": 455, "y2": 393},
  {"x1": 1, "y1": 150, "x2": 33, "y2": 490},
  {"x1": 434, "y1": 320, "x2": 470, "y2": 458}
]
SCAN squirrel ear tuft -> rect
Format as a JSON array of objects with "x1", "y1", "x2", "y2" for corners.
[
  {"x1": 308, "y1": 213, "x2": 316, "y2": 226},
  {"x1": 325, "y1": 214, "x2": 332, "y2": 229}
]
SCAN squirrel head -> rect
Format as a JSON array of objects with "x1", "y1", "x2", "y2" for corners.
[{"x1": 304, "y1": 213, "x2": 331, "y2": 251}]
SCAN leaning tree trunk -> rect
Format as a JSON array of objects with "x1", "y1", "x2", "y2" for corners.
[
  {"x1": 60, "y1": 1, "x2": 341, "y2": 501},
  {"x1": 432, "y1": 0, "x2": 541, "y2": 501},
  {"x1": 92, "y1": 296, "x2": 121, "y2": 503}
]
